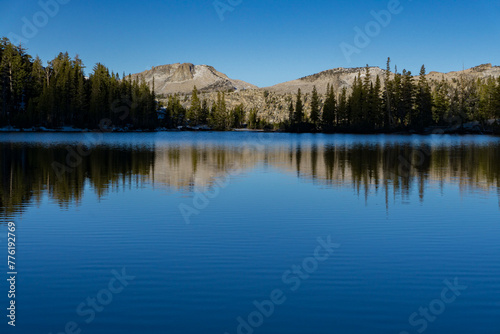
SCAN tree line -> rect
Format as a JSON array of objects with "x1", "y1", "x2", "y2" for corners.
[
  {"x1": 1, "y1": 37, "x2": 499, "y2": 133},
  {"x1": 161, "y1": 87, "x2": 257, "y2": 131},
  {"x1": 0, "y1": 37, "x2": 156, "y2": 129},
  {"x1": 287, "y1": 59, "x2": 500, "y2": 133}
]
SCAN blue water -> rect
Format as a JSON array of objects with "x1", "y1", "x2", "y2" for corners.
[{"x1": 0, "y1": 132, "x2": 499, "y2": 334}]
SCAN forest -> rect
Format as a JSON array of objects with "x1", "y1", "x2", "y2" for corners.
[
  {"x1": 285, "y1": 60, "x2": 500, "y2": 133},
  {"x1": 1, "y1": 37, "x2": 500, "y2": 133},
  {"x1": 0, "y1": 37, "x2": 157, "y2": 129},
  {"x1": 165, "y1": 60, "x2": 500, "y2": 133}
]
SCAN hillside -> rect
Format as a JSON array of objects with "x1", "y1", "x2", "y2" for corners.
[
  {"x1": 266, "y1": 66, "x2": 387, "y2": 95},
  {"x1": 134, "y1": 63, "x2": 500, "y2": 126},
  {"x1": 130, "y1": 63, "x2": 257, "y2": 96}
]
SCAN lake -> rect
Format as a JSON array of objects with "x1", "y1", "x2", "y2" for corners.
[{"x1": 1, "y1": 132, "x2": 499, "y2": 334}]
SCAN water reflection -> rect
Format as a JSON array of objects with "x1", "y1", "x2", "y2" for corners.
[
  {"x1": 1, "y1": 136, "x2": 499, "y2": 219},
  {"x1": 0, "y1": 143, "x2": 155, "y2": 219}
]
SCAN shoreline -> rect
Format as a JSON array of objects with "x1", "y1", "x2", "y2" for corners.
[{"x1": 0, "y1": 127, "x2": 497, "y2": 136}]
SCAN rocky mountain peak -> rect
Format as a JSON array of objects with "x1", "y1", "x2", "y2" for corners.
[
  {"x1": 130, "y1": 63, "x2": 256, "y2": 96},
  {"x1": 171, "y1": 63, "x2": 196, "y2": 81}
]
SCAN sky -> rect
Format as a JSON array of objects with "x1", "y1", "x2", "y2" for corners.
[{"x1": 1, "y1": 0, "x2": 499, "y2": 87}]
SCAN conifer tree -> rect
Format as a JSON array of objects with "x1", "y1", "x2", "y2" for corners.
[
  {"x1": 288, "y1": 98, "x2": 294, "y2": 127},
  {"x1": 414, "y1": 65, "x2": 433, "y2": 129},
  {"x1": 371, "y1": 75, "x2": 383, "y2": 129},
  {"x1": 231, "y1": 103, "x2": 245, "y2": 128},
  {"x1": 248, "y1": 108, "x2": 258, "y2": 129},
  {"x1": 349, "y1": 73, "x2": 363, "y2": 128},
  {"x1": 322, "y1": 83, "x2": 336, "y2": 131},
  {"x1": 188, "y1": 85, "x2": 201, "y2": 125},
  {"x1": 399, "y1": 69, "x2": 414, "y2": 127},
  {"x1": 294, "y1": 88, "x2": 304, "y2": 125},
  {"x1": 338, "y1": 87, "x2": 348, "y2": 127},
  {"x1": 432, "y1": 80, "x2": 449, "y2": 125},
  {"x1": 200, "y1": 99, "x2": 209, "y2": 125},
  {"x1": 310, "y1": 86, "x2": 320, "y2": 130},
  {"x1": 384, "y1": 57, "x2": 393, "y2": 129}
]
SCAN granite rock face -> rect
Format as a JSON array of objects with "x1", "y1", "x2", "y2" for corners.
[{"x1": 130, "y1": 63, "x2": 257, "y2": 96}]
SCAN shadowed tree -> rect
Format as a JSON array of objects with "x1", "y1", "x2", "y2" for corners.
[
  {"x1": 188, "y1": 85, "x2": 201, "y2": 125},
  {"x1": 322, "y1": 83, "x2": 336, "y2": 131},
  {"x1": 414, "y1": 65, "x2": 433, "y2": 130},
  {"x1": 310, "y1": 85, "x2": 320, "y2": 130},
  {"x1": 294, "y1": 88, "x2": 304, "y2": 125}
]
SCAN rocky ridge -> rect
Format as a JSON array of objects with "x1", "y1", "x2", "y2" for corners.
[{"x1": 130, "y1": 63, "x2": 257, "y2": 96}]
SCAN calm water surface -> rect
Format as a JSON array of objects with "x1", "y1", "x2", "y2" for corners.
[{"x1": 1, "y1": 132, "x2": 499, "y2": 334}]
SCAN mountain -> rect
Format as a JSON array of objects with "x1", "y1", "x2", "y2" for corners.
[
  {"x1": 190, "y1": 64, "x2": 500, "y2": 124},
  {"x1": 266, "y1": 64, "x2": 500, "y2": 95},
  {"x1": 266, "y1": 66, "x2": 386, "y2": 95},
  {"x1": 425, "y1": 63, "x2": 500, "y2": 81},
  {"x1": 131, "y1": 63, "x2": 500, "y2": 98},
  {"x1": 130, "y1": 63, "x2": 257, "y2": 96},
  {"x1": 133, "y1": 63, "x2": 499, "y2": 125}
]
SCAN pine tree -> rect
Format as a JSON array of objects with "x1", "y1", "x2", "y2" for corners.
[
  {"x1": 168, "y1": 94, "x2": 186, "y2": 128},
  {"x1": 463, "y1": 78, "x2": 480, "y2": 123},
  {"x1": 231, "y1": 103, "x2": 244, "y2": 128},
  {"x1": 432, "y1": 80, "x2": 450, "y2": 125},
  {"x1": 371, "y1": 75, "x2": 383, "y2": 129},
  {"x1": 414, "y1": 65, "x2": 433, "y2": 130},
  {"x1": 478, "y1": 78, "x2": 495, "y2": 121},
  {"x1": 449, "y1": 88, "x2": 460, "y2": 125},
  {"x1": 28, "y1": 56, "x2": 44, "y2": 124},
  {"x1": 200, "y1": 99, "x2": 209, "y2": 125},
  {"x1": 322, "y1": 83, "x2": 336, "y2": 131},
  {"x1": 399, "y1": 69, "x2": 414, "y2": 127},
  {"x1": 349, "y1": 73, "x2": 363, "y2": 128},
  {"x1": 310, "y1": 86, "x2": 320, "y2": 130},
  {"x1": 294, "y1": 88, "x2": 303, "y2": 125},
  {"x1": 392, "y1": 69, "x2": 402, "y2": 127},
  {"x1": 384, "y1": 57, "x2": 393, "y2": 129},
  {"x1": 89, "y1": 63, "x2": 110, "y2": 126},
  {"x1": 188, "y1": 86, "x2": 201, "y2": 125},
  {"x1": 248, "y1": 108, "x2": 258, "y2": 129},
  {"x1": 361, "y1": 65, "x2": 371, "y2": 126},
  {"x1": 338, "y1": 87, "x2": 348, "y2": 127},
  {"x1": 288, "y1": 98, "x2": 294, "y2": 127},
  {"x1": 210, "y1": 92, "x2": 228, "y2": 130}
]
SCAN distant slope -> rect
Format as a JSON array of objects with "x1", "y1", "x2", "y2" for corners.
[
  {"x1": 130, "y1": 63, "x2": 257, "y2": 96},
  {"x1": 425, "y1": 63, "x2": 500, "y2": 82},
  {"x1": 264, "y1": 64, "x2": 500, "y2": 94},
  {"x1": 131, "y1": 63, "x2": 500, "y2": 97},
  {"x1": 265, "y1": 66, "x2": 387, "y2": 94},
  {"x1": 189, "y1": 63, "x2": 500, "y2": 125}
]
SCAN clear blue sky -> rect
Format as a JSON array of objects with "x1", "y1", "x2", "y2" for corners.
[{"x1": 1, "y1": 0, "x2": 499, "y2": 87}]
